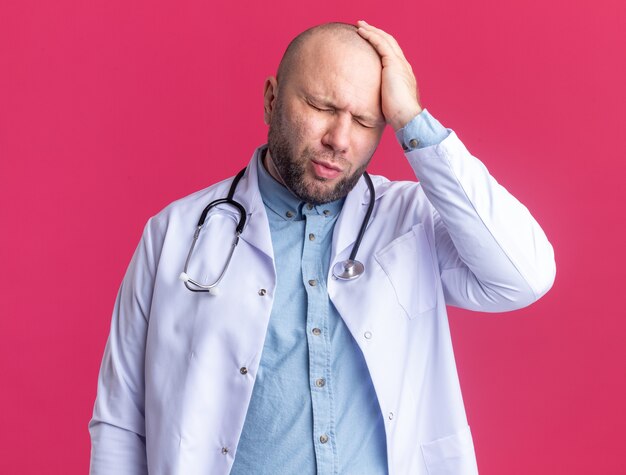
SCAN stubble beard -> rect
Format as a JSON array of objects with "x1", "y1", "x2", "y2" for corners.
[{"x1": 267, "y1": 102, "x2": 370, "y2": 206}]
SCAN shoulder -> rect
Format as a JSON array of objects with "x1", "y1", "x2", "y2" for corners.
[
  {"x1": 368, "y1": 173, "x2": 428, "y2": 210},
  {"x1": 149, "y1": 176, "x2": 236, "y2": 229},
  {"x1": 364, "y1": 172, "x2": 435, "y2": 232},
  {"x1": 129, "y1": 174, "x2": 242, "y2": 255}
]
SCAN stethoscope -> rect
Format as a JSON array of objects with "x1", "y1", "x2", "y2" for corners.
[{"x1": 179, "y1": 166, "x2": 375, "y2": 293}]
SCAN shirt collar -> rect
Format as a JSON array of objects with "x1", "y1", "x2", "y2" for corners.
[{"x1": 256, "y1": 149, "x2": 344, "y2": 221}]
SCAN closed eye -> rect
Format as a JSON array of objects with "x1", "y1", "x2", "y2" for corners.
[
  {"x1": 305, "y1": 97, "x2": 379, "y2": 128},
  {"x1": 309, "y1": 103, "x2": 333, "y2": 113},
  {"x1": 353, "y1": 118, "x2": 375, "y2": 129}
]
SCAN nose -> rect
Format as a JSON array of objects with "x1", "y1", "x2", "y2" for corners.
[{"x1": 321, "y1": 113, "x2": 351, "y2": 154}]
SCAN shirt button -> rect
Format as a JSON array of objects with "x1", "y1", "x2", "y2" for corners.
[
  {"x1": 258, "y1": 288, "x2": 267, "y2": 296},
  {"x1": 240, "y1": 367, "x2": 248, "y2": 375},
  {"x1": 315, "y1": 378, "x2": 326, "y2": 388},
  {"x1": 312, "y1": 327, "x2": 322, "y2": 336},
  {"x1": 319, "y1": 434, "x2": 329, "y2": 444},
  {"x1": 309, "y1": 233, "x2": 315, "y2": 241},
  {"x1": 285, "y1": 210, "x2": 294, "y2": 218},
  {"x1": 323, "y1": 210, "x2": 331, "y2": 216},
  {"x1": 306, "y1": 203, "x2": 314, "y2": 210},
  {"x1": 308, "y1": 279, "x2": 317, "y2": 287},
  {"x1": 408, "y1": 138, "x2": 420, "y2": 149}
]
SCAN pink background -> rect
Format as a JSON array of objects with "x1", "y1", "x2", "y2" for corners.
[{"x1": 1, "y1": 0, "x2": 625, "y2": 473}]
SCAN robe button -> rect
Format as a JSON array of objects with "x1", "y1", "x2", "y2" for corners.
[
  {"x1": 258, "y1": 288, "x2": 267, "y2": 296},
  {"x1": 240, "y1": 367, "x2": 248, "y2": 375},
  {"x1": 221, "y1": 447, "x2": 229, "y2": 455},
  {"x1": 364, "y1": 331, "x2": 372, "y2": 339}
]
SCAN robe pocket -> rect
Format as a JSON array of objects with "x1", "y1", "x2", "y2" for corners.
[
  {"x1": 374, "y1": 223, "x2": 437, "y2": 319},
  {"x1": 421, "y1": 426, "x2": 478, "y2": 475}
]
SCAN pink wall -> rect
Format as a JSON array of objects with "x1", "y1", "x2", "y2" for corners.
[{"x1": 1, "y1": 0, "x2": 624, "y2": 473}]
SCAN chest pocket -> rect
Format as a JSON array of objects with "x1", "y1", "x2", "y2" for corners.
[
  {"x1": 374, "y1": 223, "x2": 438, "y2": 319},
  {"x1": 421, "y1": 426, "x2": 479, "y2": 475}
]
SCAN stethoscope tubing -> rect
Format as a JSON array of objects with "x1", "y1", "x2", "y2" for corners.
[{"x1": 181, "y1": 166, "x2": 376, "y2": 291}]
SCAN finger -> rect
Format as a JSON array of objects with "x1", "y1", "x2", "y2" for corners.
[
  {"x1": 357, "y1": 26, "x2": 413, "y2": 79},
  {"x1": 357, "y1": 20, "x2": 406, "y2": 60},
  {"x1": 357, "y1": 21, "x2": 399, "y2": 56},
  {"x1": 356, "y1": 25, "x2": 398, "y2": 61},
  {"x1": 357, "y1": 20, "x2": 400, "y2": 48},
  {"x1": 358, "y1": 28, "x2": 407, "y2": 63}
]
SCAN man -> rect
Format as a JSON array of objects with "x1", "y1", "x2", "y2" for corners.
[{"x1": 89, "y1": 21, "x2": 555, "y2": 475}]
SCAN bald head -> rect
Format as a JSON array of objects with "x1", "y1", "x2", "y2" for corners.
[{"x1": 276, "y1": 22, "x2": 381, "y2": 86}]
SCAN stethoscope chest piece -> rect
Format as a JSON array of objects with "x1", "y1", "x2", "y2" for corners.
[{"x1": 332, "y1": 259, "x2": 365, "y2": 280}]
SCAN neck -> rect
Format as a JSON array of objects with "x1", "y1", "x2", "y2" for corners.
[{"x1": 262, "y1": 149, "x2": 287, "y2": 187}]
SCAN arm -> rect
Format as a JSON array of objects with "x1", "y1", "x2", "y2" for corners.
[
  {"x1": 88, "y1": 220, "x2": 157, "y2": 474},
  {"x1": 407, "y1": 121, "x2": 555, "y2": 310},
  {"x1": 357, "y1": 21, "x2": 556, "y2": 311}
]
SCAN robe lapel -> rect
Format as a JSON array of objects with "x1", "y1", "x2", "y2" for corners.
[{"x1": 231, "y1": 147, "x2": 275, "y2": 261}]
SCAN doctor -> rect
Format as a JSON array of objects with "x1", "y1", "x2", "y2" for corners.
[{"x1": 89, "y1": 21, "x2": 556, "y2": 475}]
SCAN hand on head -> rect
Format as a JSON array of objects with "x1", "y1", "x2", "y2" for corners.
[{"x1": 356, "y1": 20, "x2": 422, "y2": 131}]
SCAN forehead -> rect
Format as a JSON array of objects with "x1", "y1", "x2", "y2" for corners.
[{"x1": 285, "y1": 34, "x2": 383, "y2": 114}]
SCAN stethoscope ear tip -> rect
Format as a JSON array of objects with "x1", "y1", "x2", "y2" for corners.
[{"x1": 179, "y1": 272, "x2": 190, "y2": 282}]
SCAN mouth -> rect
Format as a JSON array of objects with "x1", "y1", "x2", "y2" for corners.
[{"x1": 311, "y1": 159, "x2": 342, "y2": 179}]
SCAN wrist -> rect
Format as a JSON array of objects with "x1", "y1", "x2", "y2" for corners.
[{"x1": 390, "y1": 105, "x2": 423, "y2": 131}]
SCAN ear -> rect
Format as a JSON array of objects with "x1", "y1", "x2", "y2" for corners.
[{"x1": 263, "y1": 76, "x2": 278, "y2": 125}]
